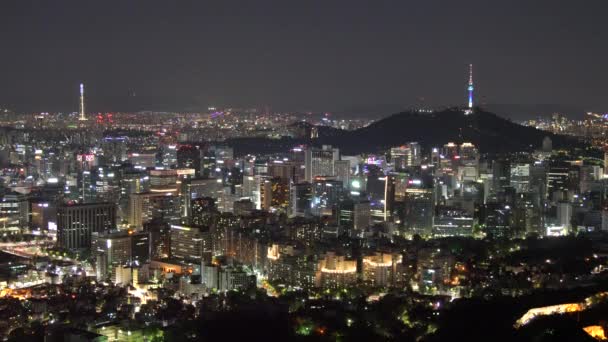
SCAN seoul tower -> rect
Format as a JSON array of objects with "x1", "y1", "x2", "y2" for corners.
[
  {"x1": 78, "y1": 83, "x2": 88, "y2": 121},
  {"x1": 467, "y1": 64, "x2": 474, "y2": 110}
]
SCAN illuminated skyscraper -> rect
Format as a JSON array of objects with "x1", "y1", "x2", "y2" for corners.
[
  {"x1": 128, "y1": 191, "x2": 179, "y2": 229},
  {"x1": 311, "y1": 177, "x2": 344, "y2": 217},
  {"x1": 401, "y1": 179, "x2": 434, "y2": 235},
  {"x1": 304, "y1": 145, "x2": 340, "y2": 182},
  {"x1": 78, "y1": 83, "x2": 87, "y2": 121},
  {"x1": 170, "y1": 224, "x2": 212, "y2": 262},
  {"x1": 390, "y1": 142, "x2": 421, "y2": 170}
]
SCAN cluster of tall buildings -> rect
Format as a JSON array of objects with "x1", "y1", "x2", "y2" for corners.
[{"x1": 3, "y1": 95, "x2": 608, "y2": 299}]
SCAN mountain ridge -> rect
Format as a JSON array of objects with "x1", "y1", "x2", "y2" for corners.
[{"x1": 226, "y1": 108, "x2": 586, "y2": 156}]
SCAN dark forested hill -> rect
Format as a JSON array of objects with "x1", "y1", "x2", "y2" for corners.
[{"x1": 226, "y1": 108, "x2": 585, "y2": 156}]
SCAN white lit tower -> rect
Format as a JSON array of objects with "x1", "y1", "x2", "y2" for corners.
[{"x1": 78, "y1": 83, "x2": 88, "y2": 121}]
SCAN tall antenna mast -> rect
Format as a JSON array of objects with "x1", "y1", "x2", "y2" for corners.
[
  {"x1": 468, "y1": 64, "x2": 474, "y2": 109},
  {"x1": 78, "y1": 83, "x2": 87, "y2": 121}
]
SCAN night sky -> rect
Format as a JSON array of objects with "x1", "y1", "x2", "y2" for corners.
[{"x1": 1, "y1": 1, "x2": 607, "y2": 116}]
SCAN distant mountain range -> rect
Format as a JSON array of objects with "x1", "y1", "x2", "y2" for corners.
[
  {"x1": 327, "y1": 103, "x2": 590, "y2": 121},
  {"x1": 225, "y1": 108, "x2": 586, "y2": 156}
]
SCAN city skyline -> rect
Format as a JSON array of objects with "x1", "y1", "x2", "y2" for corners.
[{"x1": 3, "y1": 2, "x2": 608, "y2": 341}]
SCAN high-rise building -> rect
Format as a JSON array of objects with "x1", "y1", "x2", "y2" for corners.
[
  {"x1": 78, "y1": 170, "x2": 94, "y2": 203},
  {"x1": 144, "y1": 218, "x2": 171, "y2": 259},
  {"x1": 90, "y1": 167, "x2": 119, "y2": 204},
  {"x1": 338, "y1": 199, "x2": 371, "y2": 236},
  {"x1": 0, "y1": 192, "x2": 29, "y2": 234},
  {"x1": 161, "y1": 144, "x2": 178, "y2": 168},
  {"x1": 181, "y1": 178, "x2": 224, "y2": 217},
  {"x1": 353, "y1": 201, "x2": 371, "y2": 232},
  {"x1": 128, "y1": 191, "x2": 179, "y2": 229},
  {"x1": 201, "y1": 263, "x2": 220, "y2": 289},
  {"x1": 390, "y1": 143, "x2": 421, "y2": 169},
  {"x1": 305, "y1": 145, "x2": 339, "y2": 182},
  {"x1": 512, "y1": 192, "x2": 544, "y2": 236},
  {"x1": 260, "y1": 178, "x2": 273, "y2": 211},
  {"x1": 268, "y1": 160, "x2": 303, "y2": 182},
  {"x1": 432, "y1": 207, "x2": 474, "y2": 237},
  {"x1": 216, "y1": 188, "x2": 241, "y2": 213},
  {"x1": 218, "y1": 266, "x2": 255, "y2": 292},
  {"x1": 170, "y1": 224, "x2": 212, "y2": 262},
  {"x1": 491, "y1": 158, "x2": 511, "y2": 195},
  {"x1": 114, "y1": 265, "x2": 139, "y2": 286},
  {"x1": 557, "y1": 201, "x2": 573, "y2": 230},
  {"x1": 334, "y1": 159, "x2": 351, "y2": 188},
  {"x1": 242, "y1": 175, "x2": 263, "y2": 209},
  {"x1": 118, "y1": 169, "x2": 148, "y2": 221},
  {"x1": 459, "y1": 142, "x2": 479, "y2": 165},
  {"x1": 201, "y1": 150, "x2": 217, "y2": 178},
  {"x1": 442, "y1": 142, "x2": 459, "y2": 160},
  {"x1": 233, "y1": 199, "x2": 254, "y2": 216},
  {"x1": 93, "y1": 230, "x2": 150, "y2": 280},
  {"x1": 177, "y1": 144, "x2": 203, "y2": 176},
  {"x1": 210, "y1": 145, "x2": 234, "y2": 165},
  {"x1": 128, "y1": 153, "x2": 157, "y2": 169},
  {"x1": 210, "y1": 213, "x2": 241, "y2": 256},
  {"x1": 311, "y1": 177, "x2": 344, "y2": 217},
  {"x1": 580, "y1": 165, "x2": 602, "y2": 193},
  {"x1": 57, "y1": 202, "x2": 116, "y2": 250},
  {"x1": 269, "y1": 177, "x2": 290, "y2": 212},
  {"x1": 482, "y1": 202, "x2": 512, "y2": 238},
  {"x1": 547, "y1": 163, "x2": 571, "y2": 202},
  {"x1": 290, "y1": 182, "x2": 312, "y2": 217},
  {"x1": 362, "y1": 252, "x2": 401, "y2": 287},
  {"x1": 191, "y1": 197, "x2": 217, "y2": 227},
  {"x1": 149, "y1": 169, "x2": 179, "y2": 191},
  {"x1": 417, "y1": 247, "x2": 455, "y2": 290},
  {"x1": 317, "y1": 252, "x2": 357, "y2": 289},
  {"x1": 30, "y1": 200, "x2": 56, "y2": 233},
  {"x1": 401, "y1": 179, "x2": 434, "y2": 235},
  {"x1": 510, "y1": 164, "x2": 531, "y2": 193}
]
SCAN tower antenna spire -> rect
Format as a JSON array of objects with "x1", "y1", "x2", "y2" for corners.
[
  {"x1": 467, "y1": 64, "x2": 474, "y2": 110},
  {"x1": 78, "y1": 83, "x2": 87, "y2": 121}
]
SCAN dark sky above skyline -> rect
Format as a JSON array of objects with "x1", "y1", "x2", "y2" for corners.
[{"x1": 1, "y1": 1, "x2": 607, "y2": 115}]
